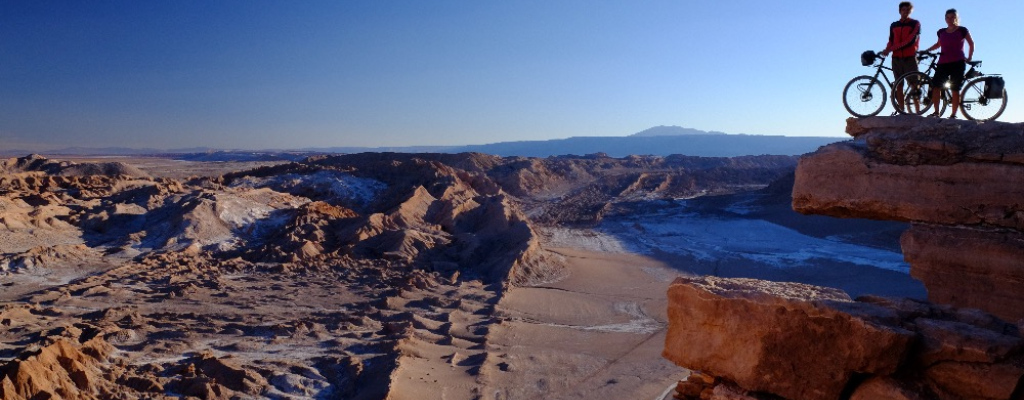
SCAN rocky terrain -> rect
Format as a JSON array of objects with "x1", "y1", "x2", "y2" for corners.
[
  {"x1": 0, "y1": 152, "x2": 801, "y2": 399},
  {"x1": 662, "y1": 116, "x2": 1024, "y2": 400}
]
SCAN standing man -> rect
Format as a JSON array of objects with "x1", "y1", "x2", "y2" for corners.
[{"x1": 881, "y1": 2, "x2": 921, "y2": 114}]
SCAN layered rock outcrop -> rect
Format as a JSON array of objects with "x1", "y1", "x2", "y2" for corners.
[{"x1": 793, "y1": 116, "x2": 1024, "y2": 322}]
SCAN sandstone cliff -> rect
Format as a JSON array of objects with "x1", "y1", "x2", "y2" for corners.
[{"x1": 793, "y1": 116, "x2": 1024, "y2": 322}]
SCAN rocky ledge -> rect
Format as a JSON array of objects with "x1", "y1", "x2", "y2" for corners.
[{"x1": 793, "y1": 116, "x2": 1024, "y2": 322}]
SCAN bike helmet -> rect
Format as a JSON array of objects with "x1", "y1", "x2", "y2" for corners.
[{"x1": 861, "y1": 50, "x2": 877, "y2": 66}]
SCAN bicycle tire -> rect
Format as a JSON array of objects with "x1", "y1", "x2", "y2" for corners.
[
  {"x1": 843, "y1": 75, "x2": 887, "y2": 117},
  {"x1": 891, "y1": 72, "x2": 941, "y2": 116},
  {"x1": 935, "y1": 89, "x2": 950, "y2": 117},
  {"x1": 960, "y1": 77, "x2": 1007, "y2": 121}
]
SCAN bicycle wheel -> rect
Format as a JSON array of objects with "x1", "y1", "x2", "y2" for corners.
[
  {"x1": 843, "y1": 75, "x2": 887, "y2": 117},
  {"x1": 960, "y1": 77, "x2": 1007, "y2": 121},
  {"x1": 934, "y1": 89, "x2": 949, "y2": 117},
  {"x1": 891, "y1": 72, "x2": 940, "y2": 115}
]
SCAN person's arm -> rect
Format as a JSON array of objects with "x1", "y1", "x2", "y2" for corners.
[
  {"x1": 924, "y1": 41, "x2": 940, "y2": 52},
  {"x1": 965, "y1": 31, "x2": 975, "y2": 61},
  {"x1": 882, "y1": 24, "x2": 895, "y2": 55}
]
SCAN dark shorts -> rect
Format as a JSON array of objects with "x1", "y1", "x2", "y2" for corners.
[
  {"x1": 892, "y1": 56, "x2": 919, "y2": 79},
  {"x1": 933, "y1": 60, "x2": 967, "y2": 90}
]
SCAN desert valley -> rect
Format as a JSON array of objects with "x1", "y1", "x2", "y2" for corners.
[
  {"x1": 9, "y1": 2, "x2": 1024, "y2": 399},
  {"x1": 2, "y1": 117, "x2": 1023, "y2": 400}
]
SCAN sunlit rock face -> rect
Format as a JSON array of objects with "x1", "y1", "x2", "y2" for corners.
[
  {"x1": 792, "y1": 120, "x2": 1024, "y2": 230},
  {"x1": 793, "y1": 116, "x2": 1024, "y2": 322},
  {"x1": 663, "y1": 276, "x2": 912, "y2": 400},
  {"x1": 663, "y1": 276, "x2": 1024, "y2": 400}
]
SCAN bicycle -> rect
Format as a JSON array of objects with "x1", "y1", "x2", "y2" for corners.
[
  {"x1": 891, "y1": 51, "x2": 942, "y2": 116},
  {"x1": 892, "y1": 51, "x2": 1008, "y2": 121},
  {"x1": 959, "y1": 62, "x2": 1007, "y2": 121},
  {"x1": 842, "y1": 51, "x2": 896, "y2": 117}
]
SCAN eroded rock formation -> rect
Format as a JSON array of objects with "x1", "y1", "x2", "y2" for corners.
[
  {"x1": 1, "y1": 152, "x2": 796, "y2": 399},
  {"x1": 0, "y1": 334, "x2": 114, "y2": 400},
  {"x1": 793, "y1": 116, "x2": 1024, "y2": 322}
]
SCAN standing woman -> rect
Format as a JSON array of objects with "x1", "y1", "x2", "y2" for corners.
[{"x1": 924, "y1": 8, "x2": 975, "y2": 118}]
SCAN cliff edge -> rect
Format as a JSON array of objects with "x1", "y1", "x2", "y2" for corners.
[{"x1": 793, "y1": 116, "x2": 1024, "y2": 322}]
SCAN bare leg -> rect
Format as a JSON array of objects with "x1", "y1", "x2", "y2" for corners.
[
  {"x1": 895, "y1": 85, "x2": 905, "y2": 113},
  {"x1": 929, "y1": 88, "x2": 941, "y2": 116},
  {"x1": 950, "y1": 90, "x2": 960, "y2": 118}
]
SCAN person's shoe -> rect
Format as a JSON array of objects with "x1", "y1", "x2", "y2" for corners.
[
  {"x1": 949, "y1": 115, "x2": 958, "y2": 119},
  {"x1": 927, "y1": 113, "x2": 940, "y2": 118}
]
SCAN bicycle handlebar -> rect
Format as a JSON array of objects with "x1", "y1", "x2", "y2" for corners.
[{"x1": 916, "y1": 50, "x2": 982, "y2": 66}]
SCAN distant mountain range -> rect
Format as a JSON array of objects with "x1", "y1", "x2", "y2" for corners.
[
  {"x1": 630, "y1": 125, "x2": 727, "y2": 137},
  {"x1": 312, "y1": 126, "x2": 840, "y2": 158},
  {"x1": 39, "y1": 146, "x2": 219, "y2": 155},
  {"x1": 4, "y1": 126, "x2": 844, "y2": 159},
  {"x1": 445, "y1": 134, "x2": 838, "y2": 158}
]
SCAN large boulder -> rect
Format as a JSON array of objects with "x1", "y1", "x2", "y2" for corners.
[
  {"x1": 662, "y1": 276, "x2": 914, "y2": 400},
  {"x1": 664, "y1": 276, "x2": 1024, "y2": 400}
]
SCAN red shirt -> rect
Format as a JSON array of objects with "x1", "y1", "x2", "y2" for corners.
[{"x1": 886, "y1": 18, "x2": 921, "y2": 58}]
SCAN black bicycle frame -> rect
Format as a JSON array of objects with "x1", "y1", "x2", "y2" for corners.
[{"x1": 867, "y1": 57, "x2": 895, "y2": 92}]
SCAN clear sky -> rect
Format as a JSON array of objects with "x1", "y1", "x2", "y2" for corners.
[{"x1": 2, "y1": 1, "x2": 1022, "y2": 151}]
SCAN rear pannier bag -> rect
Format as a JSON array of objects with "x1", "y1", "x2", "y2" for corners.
[{"x1": 985, "y1": 76, "x2": 1005, "y2": 99}]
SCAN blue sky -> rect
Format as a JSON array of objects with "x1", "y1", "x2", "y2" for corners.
[{"x1": 2, "y1": 1, "x2": 1022, "y2": 151}]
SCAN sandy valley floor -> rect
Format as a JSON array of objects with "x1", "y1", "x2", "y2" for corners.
[{"x1": 482, "y1": 248, "x2": 683, "y2": 400}]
